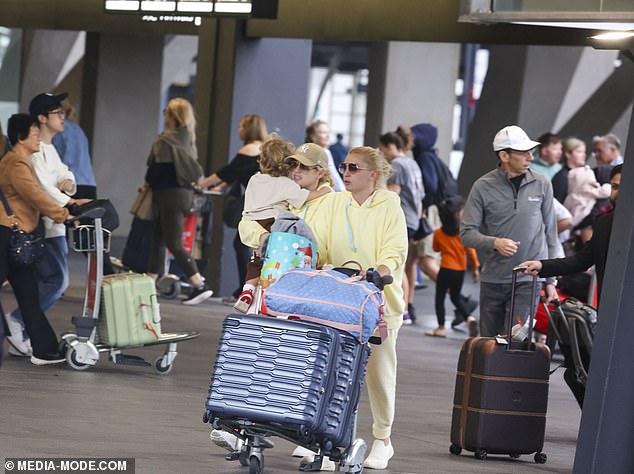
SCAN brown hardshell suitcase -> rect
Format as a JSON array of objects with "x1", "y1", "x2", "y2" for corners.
[{"x1": 449, "y1": 268, "x2": 551, "y2": 464}]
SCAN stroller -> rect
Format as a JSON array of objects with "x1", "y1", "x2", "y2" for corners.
[{"x1": 542, "y1": 297, "x2": 597, "y2": 407}]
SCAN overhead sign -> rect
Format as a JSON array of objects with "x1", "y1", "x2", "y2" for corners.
[{"x1": 105, "y1": 0, "x2": 254, "y2": 15}]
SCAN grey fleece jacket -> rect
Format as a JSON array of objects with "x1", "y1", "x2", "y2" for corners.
[{"x1": 460, "y1": 167, "x2": 558, "y2": 284}]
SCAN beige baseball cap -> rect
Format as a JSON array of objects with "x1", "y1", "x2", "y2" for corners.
[{"x1": 286, "y1": 143, "x2": 328, "y2": 169}]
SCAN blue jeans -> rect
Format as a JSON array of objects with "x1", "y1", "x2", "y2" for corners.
[
  {"x1": 12, "y1": 236, "x2": 69, "y2": 331},
  {"x1": 479, "y1": 281, "x2": 540, "y2": 337}
]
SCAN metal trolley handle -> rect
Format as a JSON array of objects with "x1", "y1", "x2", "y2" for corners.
[
  {"x1": 507, "y1": 265, "x2": 539, "y2": 350},
  {"x1": 71, "y1": 225, "x2": 112, "y2": 253}
]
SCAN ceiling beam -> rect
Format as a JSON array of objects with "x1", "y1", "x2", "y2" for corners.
[{"x1": 0, "y1": 0, "x2": 604, "y2": 46}]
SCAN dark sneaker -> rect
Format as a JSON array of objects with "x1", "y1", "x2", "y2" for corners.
[
  {"x1": 463, "y1": 296, "x2": 478, "y2": 316},
  {"x1": 451, "y1": 310, "x2": 465, "y2": 329},
  {"x1": 182, "y1": 286, "x2": 213, "y2": 305},
  {"x1": 407, "y1": 303, "x2": 417, "y2": 323},
  {"x1": 30, "y1": 352, "x2": 65, "y2": 366}
]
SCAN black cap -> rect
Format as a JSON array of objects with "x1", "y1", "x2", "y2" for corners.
[{"x1": 29, "y1": 92, "x2": 68, "y2": 117}]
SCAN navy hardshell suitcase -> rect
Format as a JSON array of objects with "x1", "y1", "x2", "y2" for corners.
[
  {"x1": 449, "y1": 269, "x2": 551, "y2": 464},
  {"x1": 205, "y1": 313, "x2": 369, "y2": 450},
  {"x1": 206, "y1": 314, "x2": 337, "y2": 434}
]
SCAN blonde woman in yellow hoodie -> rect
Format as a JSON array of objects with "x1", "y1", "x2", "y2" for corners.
[{"x1": 311, "y1": 146, "x2": 408, "y2": 470}]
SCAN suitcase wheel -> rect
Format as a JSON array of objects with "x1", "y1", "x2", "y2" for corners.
[
  {"x1": 474, "y1": 449, "x2": 487, "y2": 460},
  {"x1": 449, "y1": 444, "x2": 462, "y2": 455},
  {"x1": 249, "y1": 455, "x2": 263, "y2": 474},
  {"x1": 534, "y1": 452, "x2": 547, "y2": 464},
  {"x1": 509, "y1": 453, "x2": 521, "y2": 459}
]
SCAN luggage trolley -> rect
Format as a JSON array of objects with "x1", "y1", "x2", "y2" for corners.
[
  {"x1": 156, "y1": 189, "x2": 221, "y2": 300},
  {"x1": 204, "y1": 269, "x2": 394, "y2": 474},
  {"x1": 60, "y1": 203, "x2": 199, "y2": 374},
  {"x1": 203, "y1": 313, "x2": 369, "y2": 474}
]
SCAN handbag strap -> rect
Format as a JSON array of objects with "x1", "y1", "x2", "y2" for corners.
[{"x1": 0, "y1": 188, "x2": 16, "y2": 222}]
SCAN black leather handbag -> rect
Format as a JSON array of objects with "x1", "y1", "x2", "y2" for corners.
[
  {"x1": 222, "y1": 182, "x2": 244, "y2": 229},
  {"x1": 0, "y1": 189, "x2": 46, "y2": 266},
  {"x1": 413, "y1": 216, "x2": 433, "y2": 241}
]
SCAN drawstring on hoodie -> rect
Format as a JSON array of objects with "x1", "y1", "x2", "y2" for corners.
[
  {"x1": 345, "y1": 197, "x2": 357, "y2": 253},
  {"x1": 345, "y1": 191, "x2": 378, "y2": 253}
]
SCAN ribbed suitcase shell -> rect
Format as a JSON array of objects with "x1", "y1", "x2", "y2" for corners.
[
  {"x1": 206, "y1": 315, "x2": 338, "y2": 433},
  {"x1": 450, "y1": 337, "x2": 550, "y2": 455},
  {"x1": 319, "y1": 330, "x2": 369, "y2": 448},
  {"x1": 206, "y1": 314, "x2": 368, "y2": 448},
  {"x1": 98, "y1": 273, "x2": 161, "y2": 347}
]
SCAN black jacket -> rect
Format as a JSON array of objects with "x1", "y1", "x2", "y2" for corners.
[{"x1": 539, "y1": 211, "x2": 613, "y2": 303}]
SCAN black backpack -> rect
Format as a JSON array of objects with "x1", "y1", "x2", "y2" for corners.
[{"x1": 433, "y1": 156, "x2": 459, "y2": 204}]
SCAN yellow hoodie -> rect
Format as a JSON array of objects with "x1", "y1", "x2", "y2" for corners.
[{"x1": 310, "y1": 189, "x2": 408, "y2": 329}]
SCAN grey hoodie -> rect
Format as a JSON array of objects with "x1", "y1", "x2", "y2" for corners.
[{"x1": 461, "y1": 167, "x2": 558, "y2": 284}]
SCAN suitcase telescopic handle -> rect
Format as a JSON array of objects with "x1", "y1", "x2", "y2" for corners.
[{"x1": 507, "y1": 266, "x2": 539, "y2": 350}]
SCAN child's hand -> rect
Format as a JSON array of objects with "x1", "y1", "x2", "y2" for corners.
[{"x1": 472, "y1": 268, "x2": 480, "y2": 283}]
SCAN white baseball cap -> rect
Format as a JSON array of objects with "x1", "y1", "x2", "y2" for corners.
[{"x1": 492, "y1": 125, "x2": 541, "y2": 152}]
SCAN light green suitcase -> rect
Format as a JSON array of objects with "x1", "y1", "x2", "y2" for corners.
[{"x1": 98, "y1": 273, "x2": 161, "y2": 347}]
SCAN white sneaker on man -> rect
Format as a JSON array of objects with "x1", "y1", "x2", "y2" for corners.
[
  {"x1": 363, "y1": 439, "x2": 394, "y2": 469},
  {"x1": 8, "y1": 345, "x2": 31, "y2": 357},
  {"x1": 210, "y1": 429, "x2": 243, "y2": 452}
]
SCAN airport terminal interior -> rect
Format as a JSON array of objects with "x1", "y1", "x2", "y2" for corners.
[{"x1": 1, "y1": 1, "x2": 634, "y2": 473}]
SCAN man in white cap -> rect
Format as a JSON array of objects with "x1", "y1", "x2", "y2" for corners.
[{"x1": 460, "y1": 125, "x2": 559, "y2": 337}]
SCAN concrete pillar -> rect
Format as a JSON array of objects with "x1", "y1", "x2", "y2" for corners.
[
  {"x1": 366, "y1": 42, "x2": 460, "y2": 161},
  {"x1": 574, "y1": 103, "x2": 634, "y2": 473},
  {"x1": 19, "y1": 29, "x2": 80, "y2": 106},
  {"x1": 459, "y1": 45, "x2": 529, "y2": 194},
  {"x1": 87, "y1": 33, "x2": 164, "y2": 241}
]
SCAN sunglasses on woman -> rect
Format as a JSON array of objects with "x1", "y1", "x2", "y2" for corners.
[
  {"x1": 287, "y1": 158, "x2": 317, "y2": 171},
  {"x1": 338, "y1": 162, "x2": 370, "y2": 174}
]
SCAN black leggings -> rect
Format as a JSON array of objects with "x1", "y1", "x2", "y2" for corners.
[
  {"x1": 0, "y1": 226, "x2": 59, "y2": 357},
  {"x1": 148, "y1": 188, "x2": 198, "y2": 277},
  {"x1": 434, "y1": 267, "x2": 470, "y2": 326}
]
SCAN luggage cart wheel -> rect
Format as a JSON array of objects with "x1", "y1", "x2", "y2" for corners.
[
  {"x1": 474, "y1": 449, "x2": 487, "y2": 460},
  {"x1": 67, "y1": 347, "x2": 92, "y2": 371},
  {"x1": 156, "y1": 275, "x2": 180, "y2": 299},
  {"x1": 249, "y1": 455, "x2": 262, "y2": 474},
  {"x1": 534, "y1": 452, "x2": 547, "y2": 464},
  {"x1": 449, "y1": 444, "x2": 462, "y2": 455},
  {"x1": 153, "y1": 355, "x2": 173, "y2": 375}
]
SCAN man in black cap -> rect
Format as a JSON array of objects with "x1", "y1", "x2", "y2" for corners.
[{"x1": 3, "y1": 92, "x2": 91, "y2": 357}]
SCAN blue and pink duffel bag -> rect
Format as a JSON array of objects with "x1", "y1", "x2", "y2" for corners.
[{"x1": 263, "y1": 268, "x2": 387, "y2": 343}]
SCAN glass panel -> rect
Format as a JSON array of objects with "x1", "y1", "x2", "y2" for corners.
[{"x1": 492, "y1": 0, "x2": 632, "y2": 12}]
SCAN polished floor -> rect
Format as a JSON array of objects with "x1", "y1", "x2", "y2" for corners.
[{"x1": 0, "y1": 259, "x2": 580, "y2": 474}]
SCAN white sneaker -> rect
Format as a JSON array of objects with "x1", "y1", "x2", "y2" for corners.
[
  {"x1": 210, "y1": 429, "x2": 243, "y2": 452},
  {"x1": 292, "y1": 446, "x2": 316, "y2": 457},
  {"x1": 5, "y1": 312, "x2": 32, "y2": 356},
  {"x1": 364, "y1": 439, "x2": 394, "y2": 470},
  {"x1": 299, "y1": 454, "x2": 336, "y2": 471},
  {"x1": 8, "y1": 345, "x2": 30, "y2": 357}
]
